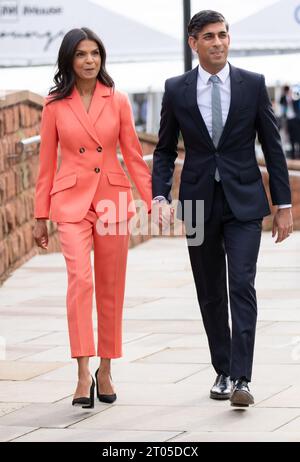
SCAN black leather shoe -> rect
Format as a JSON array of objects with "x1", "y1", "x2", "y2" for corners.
[
  {"x1": 210, "y1": 374, "x2": 231, "y2": 400},
  {"x1": 72, "y1": 376, "x2": 95, "y2": 409},
  {"x1": 230, "y1": 378, "x2": 254, "y2": 407},
  {"x1": 95, "y1": 368, "x2": 117, "y2": 403}
]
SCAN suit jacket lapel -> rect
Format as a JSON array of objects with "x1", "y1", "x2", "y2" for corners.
[
  {"x1": 88, "y1": 81, "x2": 112, "y2": 126},
  {"x1": 66, "y1": 81, "x2": 112, "y2": 145},
  {"x1": 217, "y1": 64, "x2": 243, "y2": 149},
  {"x1": 184, "y1": 66, "x2": 215, "y2": 150}
]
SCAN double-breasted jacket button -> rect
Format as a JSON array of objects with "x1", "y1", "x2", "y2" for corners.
[
  {"x1": 94, "y1": 167, "x2": 101, "y2": 173},
  {"x1": 96, "y1": 146, "x2": 103, "y2": 152},
  {"x1": 79, "y1": 147, "x2": 85, "y2": 153}
]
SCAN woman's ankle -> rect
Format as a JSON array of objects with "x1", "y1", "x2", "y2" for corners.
[{"x1": 77, "y1": 371, "x2": 91, "y2": 381}]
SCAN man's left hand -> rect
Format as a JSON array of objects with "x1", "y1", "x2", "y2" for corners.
[{"x1": 272, "y1": 208, "x2": 293, "y2": 244}]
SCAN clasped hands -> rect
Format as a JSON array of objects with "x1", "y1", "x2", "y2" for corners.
[
  {"x1": 33, "y1": 203, "x2": 293, "y2": 249},
  {"x1": 151, "y1": 198, "x2": 175, "y2": 230},
  {"x1": 152, "y1": 201, "x2": 293, "y2": 243}
]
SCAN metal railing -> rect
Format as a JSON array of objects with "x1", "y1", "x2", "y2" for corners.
[
  {"x1": 15, "y1": 135, "x2": 41, "y2": 157},
  {"x1": 15, "y1": 135, "x2": 184, "y2": 165},
  {"x1": 15, "y1": 135, "x2": 300, "y2": 176}
]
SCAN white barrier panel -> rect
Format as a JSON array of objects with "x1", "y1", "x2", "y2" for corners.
[{"x1": 0, "y1": 0, "x2": 180, "y2": 67}]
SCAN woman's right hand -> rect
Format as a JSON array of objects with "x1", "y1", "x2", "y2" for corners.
[{"x1": 33, "y1": 219, "x2": 49, "y2": 250}]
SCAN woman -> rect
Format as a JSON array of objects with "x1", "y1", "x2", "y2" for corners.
[{"x1": 33, "y1": 28, "x2": 152, "y2": 408}]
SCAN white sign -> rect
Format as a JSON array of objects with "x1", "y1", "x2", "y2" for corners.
[
  {"x1": 0, "y1": 0, "x2": 180, "y2": 67},
  {"x1": 0, "y1": 0, "x2": 68, "y2": 66}
]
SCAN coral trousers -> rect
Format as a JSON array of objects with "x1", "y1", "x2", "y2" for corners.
[{"x1": 57, "y1": 203, "x2": 130, "y2": 358}]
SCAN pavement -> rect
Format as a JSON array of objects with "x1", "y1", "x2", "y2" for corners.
[{"x1": 0, "y1": 233, "x2": 300, "y2": 442}]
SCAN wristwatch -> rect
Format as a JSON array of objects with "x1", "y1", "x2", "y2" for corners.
[{"x1": 152, "y1": 196, "x2": 168, "y2": 204}]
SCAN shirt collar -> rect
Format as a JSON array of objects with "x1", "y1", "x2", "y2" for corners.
[{"x1": 198, "y1": 62, "x2": 230, "y2": 85}]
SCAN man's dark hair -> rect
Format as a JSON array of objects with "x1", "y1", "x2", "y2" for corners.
[{"x1": 188, "y1": 10, "x2": 229, "y2": 38}]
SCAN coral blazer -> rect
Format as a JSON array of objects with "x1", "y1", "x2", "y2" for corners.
[{"x1": 34, "y1": 81, "x2": 152, "y2": 223}]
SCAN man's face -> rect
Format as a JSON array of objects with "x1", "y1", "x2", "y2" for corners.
[{"x1": 188, "y1": 21, "x2": 230, "y2": 72}]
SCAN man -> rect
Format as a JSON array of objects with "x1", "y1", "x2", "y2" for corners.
[
  {"x1": 152, "y1": 10, "x2": 293, "y2": 407},
  {"x1": 280, "y1": 85, "x2": 300, "y2": 159}
]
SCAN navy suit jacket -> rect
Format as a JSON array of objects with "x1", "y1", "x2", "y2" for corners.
[{"x1": 152, "y1": 64, "x2": 291, "y2": 223}]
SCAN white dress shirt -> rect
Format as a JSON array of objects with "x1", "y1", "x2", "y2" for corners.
[
  {"x1": 195, "y1": 63, "x2": 290, "y2": 209},
  {"x1": 286, "y1": 95, "x2": 296, "y2": 120},
  {"x1": 197, "y1": 62, "x2": 231, "y2": 137}
]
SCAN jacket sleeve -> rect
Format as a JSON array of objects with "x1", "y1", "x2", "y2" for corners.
[
  {"x1": 34, "y1": 100, "x2": 58, "y2": 219},
  {"x1": 255, "y1": 75, "x2": 292, "y2": 206},
  {"x1": 152, "y1": 80, "x2": 180, "y2": 202},
  {"x1": 118, "y1": 92, "x2": 152, "y2": 212}
]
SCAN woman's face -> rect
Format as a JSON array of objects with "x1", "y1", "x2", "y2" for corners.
[{"x1": 73, "y1": 39, "x2": 101, "y2": 82}]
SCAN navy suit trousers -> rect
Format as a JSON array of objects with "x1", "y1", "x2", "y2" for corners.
[{"x1": 187, "y1": 180, "x2": 262, "y2": 382}]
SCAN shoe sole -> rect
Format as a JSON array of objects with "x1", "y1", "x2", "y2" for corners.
[
  {"x1": 230, "y1": 390, "x2": 254, "y2": 407},
  {"x1": 210, "y1": 391, "x2": 231, "y2": 400},
  {"x1": 95, "y1": 369, "x2": 116, "y2": 404},
  {"x1": 72, "y1": 402, "x2": 94, "y2": 409},
  {"x1": 98, "y1": 395, "x2": 117, "y2": 404}
]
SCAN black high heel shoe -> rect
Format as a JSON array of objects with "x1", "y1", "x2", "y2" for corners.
[
  {"x1": 95, "y1": 368, "x2": 117, "y2": 403},
  {"x1": 72, "y1": 376, "x2": 95, "y2": 409}
]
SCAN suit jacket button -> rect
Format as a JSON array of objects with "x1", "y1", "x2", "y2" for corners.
[
  {"x1": 79, "y1": 147, "x2": 85, "y2": 153},
  {"x1": 94, "y1": 167, "x2": 101, "y2": 173},
  {"x1": 97, "y1": 146, "x2": 103, "y2": 152}
]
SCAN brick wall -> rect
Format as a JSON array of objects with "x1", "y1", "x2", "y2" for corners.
[
  {"x1": 0, "y1": 92, "x2": 299, "y2": 284},
  {"x1": 0, "y1": 91, "x2": 61, "y2": 284},
  {"x1": 261, "y1": 160, "x2": 300, "y2": 230}
]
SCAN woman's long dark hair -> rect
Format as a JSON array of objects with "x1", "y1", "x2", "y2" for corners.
[{"x1": 48, "y1": 27, "x2": 114, "y2": 103}]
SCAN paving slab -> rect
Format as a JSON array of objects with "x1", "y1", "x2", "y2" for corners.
[
  {"x1": 11, "y1": 428, "x2": 181, "y2": 442},
  {"x1": 0, "y1": 360, "x2": 67, "y2": 380},
  {"x1": 0, "y1": 233, "x2": 299, "y2": 442}
]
